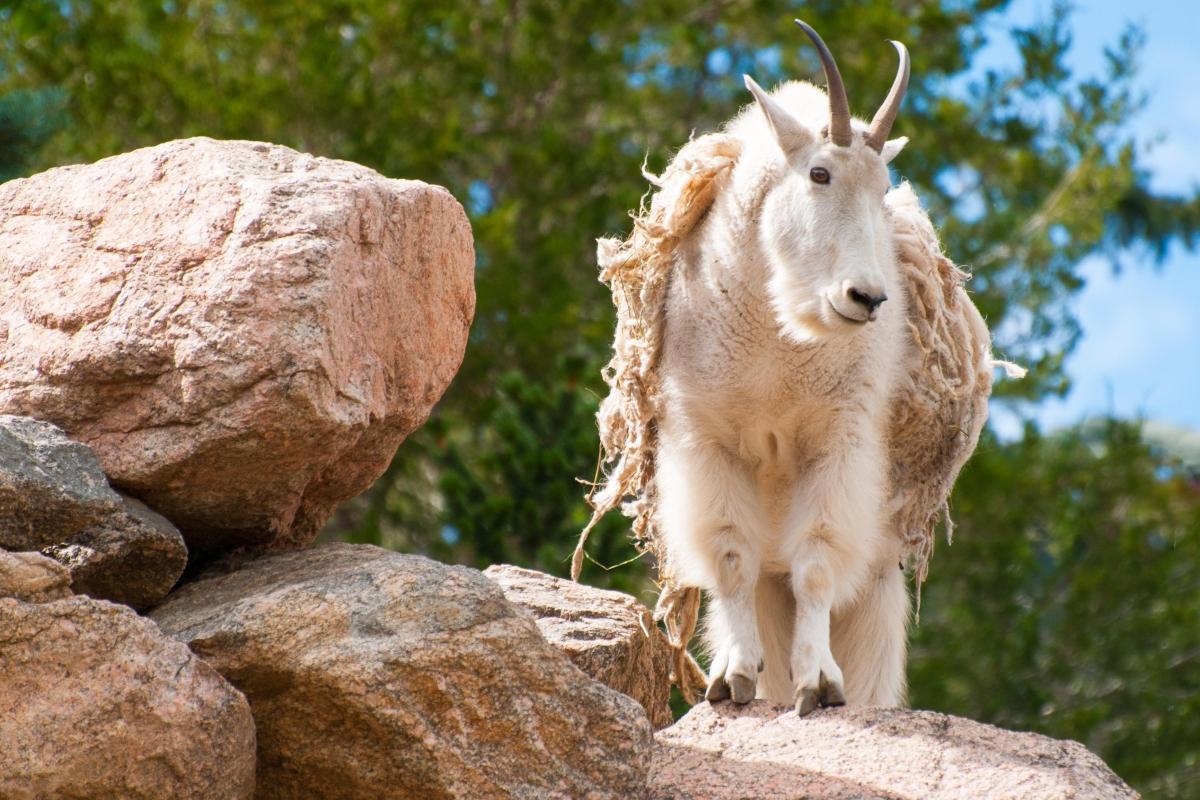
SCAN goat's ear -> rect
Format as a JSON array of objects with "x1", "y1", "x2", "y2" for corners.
[
  {"x1": 744, "y1": 75, "x2": 811, "y2": 153},
  {"x1": 880, "y1": 136, "x2": 908, "y2": 164}
]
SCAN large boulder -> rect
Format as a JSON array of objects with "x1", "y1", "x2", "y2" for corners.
[
  {"x1": 42, "y1": 493, "x2": 187, "y2": 610},
  {"x1": 151, "y1": 543, "x2": 652, "y2": 799},
  {"x1": 651, "y1": 702, "x2": 1137, "y2": 800},
  {"x1": 0, "y1": 549, "x2": 72, "y2": 602},
  {"x1": 0, "y1": 596, "x2": 256, "y2": 800},
  {"x1": 0, "y1": 138, "x2": 475, "y2": 555},
  {"x1": 485, "y1": 563, "x2": 674, "y2": 729},
  {"x1": 0, "y1": 414, "x2": 122, "y2": 549}
]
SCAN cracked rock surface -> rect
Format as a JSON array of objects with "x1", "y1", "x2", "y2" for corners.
[
  {"x1": 0, "y1": 595, "x2": 255, "y2": 800},
  {"x1": 0, "y1": 415, "x2": 123, "y2": 549},
  {"x1": 485, "y1": 563, "x2": 675, "y2": 729},
  {"x1": 152, "y1": 543, "x2": 652, "y2": 800},
  {"x1": 652, "y1": 702, "x2": 1137, "y2": 799},
  {"x1": 42, "y1": 493, "x2": 187, "y2": 610},
  {"x1": 0, "y1": 138, "x2": 475, "y2": 555}
]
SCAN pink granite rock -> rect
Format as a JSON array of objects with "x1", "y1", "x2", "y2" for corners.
[
  {"x1": 652, "y1": 701, "x2": 1137, "y2": 800},
  {"x1": 485, "y1": 563, "x2": 675, "y2": 729},
  {"x1": 0, "y1": 138, "x2": 475, "y2": 555},
  {"x1": 0, "y1": 550, "x2": 72, "y2": 603},
  {"x1": 152, "y1": 544, "x2": 652, "y2": 800},
  {"x1": 0, "y1": 595, "x2": 255, "y2": 799}
]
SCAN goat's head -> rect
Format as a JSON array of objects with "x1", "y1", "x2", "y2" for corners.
[{"x1": 747, "y1": 20, "x2": 909, "y2": 341}]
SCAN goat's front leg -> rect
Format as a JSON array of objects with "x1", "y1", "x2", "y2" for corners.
[
  {"x1": 788, "y1": 550, "x2": 846, "y2": 715},
  {"x1": 658, "y1": 437, "x2": 764, "y2": 704},
  {"x1": 703, "y1": 525, "x2": 764, "y2": 704},
  {"x1": 784, "y1": 429, "x2": 886, "y2": 716}
]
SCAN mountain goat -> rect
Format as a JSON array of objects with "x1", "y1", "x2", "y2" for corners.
[{"x1": 577, "y1": 20, "x2": 1015, "y2": 715}]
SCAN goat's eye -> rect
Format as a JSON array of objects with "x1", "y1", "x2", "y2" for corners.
[{"x1": 810, "y1": 167, "x2": 831, "y2": 185}]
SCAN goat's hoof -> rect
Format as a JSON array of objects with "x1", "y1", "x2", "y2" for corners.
[
  {"x1": 705, "y1": 674, "x2": 731, "y2": 703},
  {"x1": 795, "y1": 670, "x2": 845, "y2": 716},
  {"x1": 728, "y1": 673, "x2": 756, "y2": 704},
  {"x1": 819, "y1": 672, "x2": 846, "y2": 707},
  {"x1": 796, "y1": 686, "x2": 821, "y2": 716},
  {"x1": 706, "y1": 647, "x2": 761, "y2": 704}
]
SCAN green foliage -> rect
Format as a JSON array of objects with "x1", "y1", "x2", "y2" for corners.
[
  {"x1": 5, "y1": 0, "x2": 1195, "y2": 399},
  {"x1": 325, "y1": 364, "x2": 646, "y2": 597},
  {"x1": 911, "y1": 421, "x2": 1200, "y2": 797},
  {"x1": 3, "y1": 2, "x2": 1199, "y2": 795},
  {"x1": 0, "y1": 87, "x2": 66, "y2": 181}
]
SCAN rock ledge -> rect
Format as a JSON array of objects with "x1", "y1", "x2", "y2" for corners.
[{"x1": 652, "y1": 701, "x2": 1137, "y2": 800}]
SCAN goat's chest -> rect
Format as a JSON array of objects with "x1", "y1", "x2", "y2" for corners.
[
  {"x1": 662, "y1": 261, "x2": 889, "y2": 469},
  {"x1": 667, "y1": 325, "x2": 866, "y2": 463},
  {"x1": 722, "y1": 349, "x2": 849, "y2": 465}
]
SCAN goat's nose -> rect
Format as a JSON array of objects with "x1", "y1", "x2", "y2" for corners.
[{"x1": 847, "y1": 287, "x2": 887, "y2": 318}]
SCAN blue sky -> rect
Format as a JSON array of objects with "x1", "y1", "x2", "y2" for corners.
[{"x1": 986, "y1": 0, "x2": 1200, "y2": 436}]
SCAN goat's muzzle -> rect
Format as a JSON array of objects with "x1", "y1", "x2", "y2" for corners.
[{"x1": 830, "y1": 283, "x2": 887, "y2": 324}]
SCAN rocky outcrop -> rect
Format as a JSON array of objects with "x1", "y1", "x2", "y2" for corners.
[
  {"x1": 0, "y1": 137, "x2": 1140, "y2": 800},
  {"x1": 485, "y1": 563, "x2": 674, "y2": 729},
  {"x1": 42, "y1": 494, "x2": 187, "y2": 610},
  {"x1": 0, "y1": 549, "x2": 72, "y2": 602},
  {"x1": 0, "y1": 414, "x2": 122, "y2": 549},
  {"x1": 151, "y1": 543, "x2": 652, "y2": 799},
  {"x1": 0, "y1": 595, "x2": 256, "y2": 800},
  {"x1": 651, "y1": 702, "x2": 1138, "y2": 800},
  {"x1": 0, "y1": 138, "x2": 475, "y2": 555}
]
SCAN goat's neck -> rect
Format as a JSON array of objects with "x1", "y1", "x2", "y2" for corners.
[{"x1": 691, "y1": 175, "x2": 774, "y2": 308}]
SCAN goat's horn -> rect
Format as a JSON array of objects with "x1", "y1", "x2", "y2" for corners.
[
  {"x1": 865, "y1": 40, "x2": 910, "y2": 153},
  {"x1": 794, "y1": 19, "x2": 852, "y2": 147}
]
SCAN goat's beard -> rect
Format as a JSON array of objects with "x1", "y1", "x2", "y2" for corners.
[{"x1": 769, "y1": 273, "x2": 858, "y2": 343}]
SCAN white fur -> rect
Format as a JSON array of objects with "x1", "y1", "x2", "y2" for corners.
[{"x1": 658, "y1": 79, "x2": 913, "y2": 708}]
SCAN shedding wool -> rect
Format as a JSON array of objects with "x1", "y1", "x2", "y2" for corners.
[{"x1": 575, "y1": 135, "x2": 1016, "y2": 704}]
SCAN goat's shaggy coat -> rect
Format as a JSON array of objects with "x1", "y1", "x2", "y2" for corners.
[{"x1": 577, "y1": 78, "x2": 1012, "y2": 707}]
